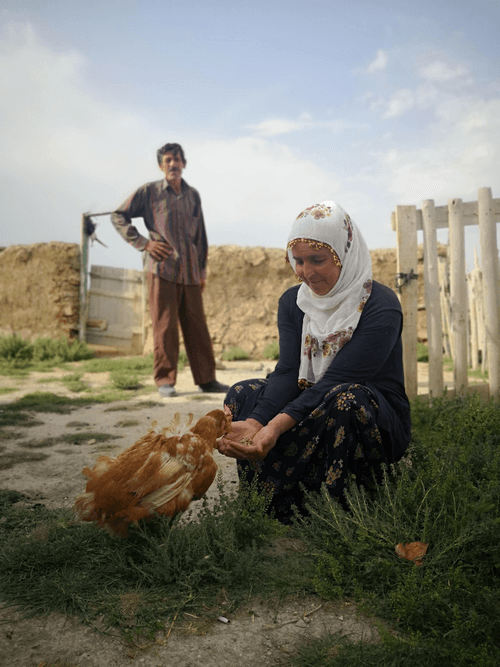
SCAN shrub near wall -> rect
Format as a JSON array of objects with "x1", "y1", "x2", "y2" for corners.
[{"x1": 0, "y1": 243, "x2": 80, "y2": 342}]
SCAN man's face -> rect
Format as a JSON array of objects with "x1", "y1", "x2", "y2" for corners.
[{"x1": 159, "y1": 152, "x2": 185, "y2": 186}]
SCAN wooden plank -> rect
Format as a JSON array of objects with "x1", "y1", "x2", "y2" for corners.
[
  {"x1": 86, "y1": 264, "x2": 144, "y2": 350},
  {"x1": 448, "y1": 198, "x2": 468, "y2": 394},
  {"x1": 391, "y1": 197, "x2": 500, "y2": 231},
  {"x1": 478, "y1": 187, "x2": 500, "y2": 399},
  {"x1": 468, "y1": 275, "x2": 479, "y2": 371},
  {"x1": 87, "y1": 288, "x2": 141, "y2": 301},
  {"x1": 438, "y1": 258, "x2": 452, "y2": 358},
  {"x1": 396, "y1": 205, "x2": 419, "y2": 399},
  {"x1": 421, "y1": 200, "x2": 444, "y2": 397},
  {"x1": 89, "y1": 265, "x2": 142, "y2": 283}
]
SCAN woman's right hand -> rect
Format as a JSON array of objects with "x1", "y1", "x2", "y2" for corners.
[{"x1": 223, "y1": 418, "x2": 262, "y2": 444}]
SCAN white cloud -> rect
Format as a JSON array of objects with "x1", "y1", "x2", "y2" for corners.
[
  {"x1": 379, "y1": 98, "x2": 500, "y2": 204},
  {"x1": 246, "y1": 117, "x2": 305, "y2": 137},
  {"x1": 418, "y1": 60, "x2": 471, "y2": 82},
  {"x1": 382, "y1": 89, "x2": 415, "y2": 118},
  {"x1": 0, "y1": 24, "x2": 396, "y2": 270},
  {"x1": 246, "y1": 115, "x2": 366, "y2": 137},
  {"x1": 367, "y1": 50, "x2": 388, "y2": 73}
]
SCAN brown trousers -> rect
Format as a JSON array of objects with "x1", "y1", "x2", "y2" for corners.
[{"x1": 147, "y1": 274, "x2": 216, "y2": 388}]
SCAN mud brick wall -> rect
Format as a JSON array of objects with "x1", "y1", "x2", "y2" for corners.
[{"x1": 0, "y1": 242, "x2": 80, "y2": 341}]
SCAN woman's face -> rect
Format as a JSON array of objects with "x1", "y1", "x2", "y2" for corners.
[{"x1": 291, "y1": 241, "x2": 341, "y2": 295}]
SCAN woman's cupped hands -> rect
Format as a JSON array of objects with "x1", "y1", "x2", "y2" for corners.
[{"x1": 218, "y1": 418, "x2": 279, "y2": 461}]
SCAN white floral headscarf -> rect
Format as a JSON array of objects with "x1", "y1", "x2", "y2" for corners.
[{"x1": 286, "y1": 201, "x2": 373, "y2": 385}]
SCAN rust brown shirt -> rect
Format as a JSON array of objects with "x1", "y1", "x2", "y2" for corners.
[{"x1": 111, "y1": 178, "x2": 208, "y2": 284}]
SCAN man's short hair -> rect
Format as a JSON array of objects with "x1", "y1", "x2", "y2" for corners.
[{"x1": 157, "y1": 143, "x2": 186, "y2": 167}]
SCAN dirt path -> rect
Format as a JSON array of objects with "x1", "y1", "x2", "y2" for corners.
[{"x1": 0, "y1": 361, "x2": 382, "y2": 667}]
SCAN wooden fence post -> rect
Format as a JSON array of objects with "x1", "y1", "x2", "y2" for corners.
[
  {"x1": 478, "y1": 187, "x2": 500, "y2": 399},
  {"x1": 79, "y1": 214, "x2": 89, "y2": 342},
  {"x1": 438, "y1": 257, "x2": 452, "y2": 358},
  {"x1": 396, "y1": 205, "x2": 418, "y2": 399},
  {"x1": 421, "y1": 200, "x2": 444, "y2": 397},
  {"x1": 448, "y1": 198, "x2": 468, "y2": 394}
]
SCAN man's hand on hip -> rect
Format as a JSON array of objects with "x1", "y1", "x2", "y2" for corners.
[{"x1": 145, "y1": 240, "x2": 176, "y2": 261}]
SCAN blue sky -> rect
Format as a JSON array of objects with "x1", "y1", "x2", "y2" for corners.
[{"x1": 1, "y1": 0, "x2": 499, "y2": 272}]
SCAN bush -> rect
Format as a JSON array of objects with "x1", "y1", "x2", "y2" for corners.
[
  {"x1": 0, "y1": 334, "x2": 32, "y2": 361},
  {"x1": 110, "y1": 371, "x2": 141, "y2": 390},
  {"x1": 61, "y1": 372, "x2": 87, "y2": 393},
  {"x1": 296, "y1": 393, "x2": 500, "y2": 666},
  {"x1": 221, "y1": 347, "x2": 250, "y2": 361},
  {"x1": 417, "y1": 342, "x2": 429, "y2": 362},
  {"x1": 263, "y1": 341, "x2": 279, "y2": 360},
  {"x1": 32, "y1": 336, "x2": 94, "y2": 362},
  {"x1": 0, "y1": 334, "x2": 94, "y2": 364},
  {"x1": 178, "y1": 350, "x2": 188, "y2": 370}
]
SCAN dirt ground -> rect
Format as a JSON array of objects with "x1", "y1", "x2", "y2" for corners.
[{"x1": 0, "y1": 360, "x2": 384, "y2": 667}]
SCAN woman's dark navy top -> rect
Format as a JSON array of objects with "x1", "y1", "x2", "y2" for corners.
[{"x1": 248, "y1": 281, "x2": 411, "y2": 461}]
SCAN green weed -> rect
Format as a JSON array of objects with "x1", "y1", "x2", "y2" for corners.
[
  {"x1": 417, "y1": 342, "x2": 428, "y2": 362},
  {"x1": 0, "y1": 334, "x2": 93, "y2": 365},
  {"x1": 109, "y1": 371, "x2": 141, "y2": 390},
  {"x1": 61, "y1": 372, "x2": 87, "y2": 393},
  {"x1": 293, "y1": 393, "x2": 500, "y2": 666},
  {"x1": 0, "y1": 476, "x2": 287, "y2": 642},
  {"x1": 263, "y1": 341, "x2": 280, "y2": 360},
  {"x1": 221, "y1": 347, "x2": 250, "y2": 361}
]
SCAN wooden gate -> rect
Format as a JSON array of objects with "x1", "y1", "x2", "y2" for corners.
[{"x1": 85, "y1": 265, "x2": 145, "y2": 353}]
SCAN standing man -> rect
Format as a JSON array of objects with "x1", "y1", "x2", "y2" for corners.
[{"x1": 111, "y1": 142, "x2": 229, "y2": 398}]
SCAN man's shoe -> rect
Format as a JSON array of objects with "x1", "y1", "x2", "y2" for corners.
[
  {"x1": 199, "y1": 379, "x2": 230, "y2": 393},
  {"x1": 158, "y1": 384, "x2": 177, "y2": 398}
]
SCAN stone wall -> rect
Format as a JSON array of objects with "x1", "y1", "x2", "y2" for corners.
[{"x1": 0, "y1": 243, "x2": 80, "y2": 341}]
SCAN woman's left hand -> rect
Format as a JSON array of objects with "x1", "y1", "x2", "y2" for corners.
[
  {"x1": 218, "y1": 413, "x2": 297, "y2": 461},
  {"x1": 219, "y1": 423, "x2": 280, "y2": 460}
]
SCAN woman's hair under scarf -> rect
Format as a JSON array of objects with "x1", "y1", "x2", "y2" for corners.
[{"x1": 286, "y1": 201, "x2": 373, "y2": 386}]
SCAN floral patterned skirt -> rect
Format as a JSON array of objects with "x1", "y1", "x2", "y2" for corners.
[{"x1": 224, "y1": 379, "x2": 389, "y2": 523}]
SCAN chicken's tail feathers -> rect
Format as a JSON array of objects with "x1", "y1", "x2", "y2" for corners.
[{"x1": 158, "y1": 412, "x2": 194, "y2": 437}]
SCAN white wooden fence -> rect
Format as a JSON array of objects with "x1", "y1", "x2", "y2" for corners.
[{"x1": 391, "y1": 187, "x2": 500, "y2": 401}]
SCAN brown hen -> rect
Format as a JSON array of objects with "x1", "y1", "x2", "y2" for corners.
[{"x1": 73, "y1": 407, "x2": 232, "y2": 537}]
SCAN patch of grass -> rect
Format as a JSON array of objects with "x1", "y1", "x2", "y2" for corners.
[
  {"x1": 293, "y1": 393, "x2": 500, "y2": 666},
  {"x1": 113, "y1": 419, "x2": 141, "y2": 428},
  {"x1": 0, "y1": 334, "x2": 33, "y2": 361},
  {"x1": 19, "y1": 433, "x2": 121, "y2": 448},
  {"x1": 0, "y1": 476, "x2": 292, "y2": 643},
  {"x1": 221, "y1": 347, "x2": 250, "y2": 361},
  {"x1": 417, "y1": 342, "x2": 428, "y2": 362},
  {"x1": 0, "y1": 451, "x2": 49, "y2": 470},
  {"x1": 468, "y1": 367, "x2": 489, "y2": 380},
  {"x1": 0, "y1": 387, "x2": 18, "y2": 395},
  {"x1": 61, "y1": 372, "x2": 87, "y2": 393},
  {"x1": 0, "y1": 334, "x2": 94, "y2": 365},
  {"x1": 0, "y1": 360, "x2": 31, "y2": 377},
  {"x1": 104, "y1": 400, "x2": 161, "y2": 412},
  {"x1": 1, "y1": 395, "x2": 499, "y2": 664},
  {"x1": 178, "y1": 349, "x2": 188, "y2": 370},
  {"x1": 79, "y1": 354, "x2": 154, "y2": 375},
  {"x1": 0, "y1": 391, "x2": 154, "y2": 435},
  {"x1": 0, "y1": 489, "x2": 26, "y2": 507},
  {"x1": 32, "y1": 336, "x2": 94, "y2": 362},
  {"x1": 190, "y1": 393, "x2": 220, "y2": 401},
  {"x1": 110, "y1": 371, "x2": 141, "y2": 390},
  {"x1": 263, "y1": 341, "x2": 279, "y2": 361}
]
